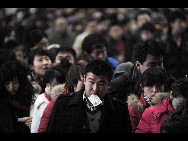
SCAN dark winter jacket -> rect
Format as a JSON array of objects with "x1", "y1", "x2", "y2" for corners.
[
  {"x1": 160, "y1": 103, "x2": 188, "y2": 133},
  {"x1": 46, "y1": 88, "x2": 132, "y2": 133},
  {"x1": 135, "y1": 96, "x2": 174, "y2": 133},
  {"x1": 0, "y1": 99, "x2": 30, "y2": 133},
  {"x1": 164, "y1": 36, "x2": 188, "y2": 79}
]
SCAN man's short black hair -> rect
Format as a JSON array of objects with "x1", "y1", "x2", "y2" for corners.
[
  {"x1": 167, "y1": 10, "x2": 186, "y2": 24},
  {"x1": 82, "y1": 33, "x2": 107, "y2": 54},
  {"x1": 139, "y1": 22, "x2": 155, "y2": 34},
  {"x1": 54, "y1": 47, "x2": 76, "y2": 61},
  {"x1": 134, "y1": 39, "x2": 164, "y2": 64},
  {"x1": 85, "y1": 60, "x2": 113, "y2": 82}
]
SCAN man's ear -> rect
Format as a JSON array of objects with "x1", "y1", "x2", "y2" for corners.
[{"x1": 30, "y1": 64, "x2": 34, "y2": 70}]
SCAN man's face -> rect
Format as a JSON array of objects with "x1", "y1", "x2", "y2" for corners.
[
  {"x1": 54, "y1": 52, "x2": 75, "y2": 65},
  {"x1": 136, "y1": 54, "x2": 164, "y2": 74},
  {"x1": 84, "y1": 72, "x2": 110, "y2": 100},
  {"x1": 91, "y1": 47, "x2": 107, "y2": 61}
]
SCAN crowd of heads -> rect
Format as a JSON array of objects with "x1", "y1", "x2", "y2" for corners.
[{"x1": 1, "y1": 8, "x2": 188, "y2": 133}]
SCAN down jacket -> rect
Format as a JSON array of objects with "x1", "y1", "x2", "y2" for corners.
[
  {"x1": 127, "y1": 92, "x2": 169, "y2": 132},
  {"x1": 135, "y1": 96, "x2": 174, "y2": 133}
]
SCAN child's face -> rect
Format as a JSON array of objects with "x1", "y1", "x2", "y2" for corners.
[
  {"x1": 30, "y1": 55, "x2": 52, "y2": 78},
  {"x1": 5, "y1": 77, "x2": 20, "y2": 96},
  {"x1": 45, "y1": 77, "x2": 59, "y2": 97}
]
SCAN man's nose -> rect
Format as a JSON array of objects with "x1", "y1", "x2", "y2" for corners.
[{"x1": 93, "y1": 83, "x2": 99, "y2": 93}]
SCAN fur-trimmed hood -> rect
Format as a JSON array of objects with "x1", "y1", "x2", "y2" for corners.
[
  {"x1": 127, "y1": 92, "x2": 170, "y2": 112},
  {"x1": 151, "y1": 92, "x2": 170, "y2": 105},
  {"x1": 50, "y1": 84, "x2": 65, "y2": 100}
]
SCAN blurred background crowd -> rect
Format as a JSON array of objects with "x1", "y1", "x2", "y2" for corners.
[{"x1": 1, "y1": 8, "x2": 188, "y2": 79}]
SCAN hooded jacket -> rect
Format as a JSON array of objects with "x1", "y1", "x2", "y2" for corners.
[
  {"x1": 135, "y1": 95, "x2": 174, "y2": 133},
  {"x1": 127, "y1": 92, "x2": 169, "y2": 132}
]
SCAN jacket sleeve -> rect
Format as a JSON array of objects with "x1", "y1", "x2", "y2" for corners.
[
  {"x1": 135, "y1": 108, "x2": 152, "y2": 133},
  {"x1": 38, "y1": 100, "x2": 55, "y2": 133}
]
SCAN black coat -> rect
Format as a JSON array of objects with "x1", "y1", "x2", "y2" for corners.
[
  {"x1": 164, "y1": 36, "x2": 188, "y2": 79},
  {"x1": 0, "y1": 100, "x2": 30, "y2": 133},
  {"x1": 46, "y1": 88, "x2": 132, "y2": 133}
]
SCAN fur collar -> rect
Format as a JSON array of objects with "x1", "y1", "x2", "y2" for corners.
[
  {"x1": 126, "y1": 92, "x2": 170, "y2": 112},
  {"x1": 127, "y1": 94, "x2": 145, "y2": 112},
  {"x1": 50, "y1": 84, "x2": 65, "y2": 100}
]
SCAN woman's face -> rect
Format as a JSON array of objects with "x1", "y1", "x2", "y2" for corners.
[
  {"x1": 30, "y1": 55, "x2": 52, "y2": 78},
  {"x1": 4, "y1": 77, "x2": 20, "y2": 96},
  {"x1": 143, "y1": 83, "x2": 164, "y2": 99}
]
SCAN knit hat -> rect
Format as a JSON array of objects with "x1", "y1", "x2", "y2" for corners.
[{"x1": 114, "y1": 62, "x2": 134, "y2": 78}]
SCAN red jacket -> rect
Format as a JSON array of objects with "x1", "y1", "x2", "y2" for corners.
[
  {"x1": 127, "y1": 93, "x2": 150, "y2": 132},
  {"x1": 38, "y1": 99, "x2": 55, "y2": 133},
  {"x1": 135, "y1": 96, "x2": 174, "y2": 133}
]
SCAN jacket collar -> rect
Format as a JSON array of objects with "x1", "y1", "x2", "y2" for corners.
[{"x1": 68, "y1": 88, "x2": 85, "y2": 107}]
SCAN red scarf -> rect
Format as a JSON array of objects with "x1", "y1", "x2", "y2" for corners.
[
  {"x1": 9, "y1": 96, "x2": 30, "y2": 112},
  {"x1": 44, "y1": 91, "x2": 52, "y2": 101}
]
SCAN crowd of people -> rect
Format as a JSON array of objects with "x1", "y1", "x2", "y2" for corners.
[{"x1": 0, "y1": 8, "x2": 188, "y2": 133}]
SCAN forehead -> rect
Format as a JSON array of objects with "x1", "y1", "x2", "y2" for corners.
[
  {"x1": 34, "y1": 55, "x2": 49, "y2": 59},
  {"x1": 57, "y1": 52, "x2": 73, "y2": 57},
  {"x1": 85, "y1": 72, "x2": 109, "y2": 82},
  {"x1": 144, "y1": 54, "x2": 163, "y2": 64},
  {"x1": 92, "y1": 47, "x2": 106, "y2": 52}
]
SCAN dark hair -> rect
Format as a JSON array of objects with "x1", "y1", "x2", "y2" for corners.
[
  {"x1": 85, "y1": 60, "x2": 113, "y2": 82},
  {"x1": 171, "y1": 77, "x2": 188, "y2": 99},
  {"x1": 0, "y1": 49, "x2": 16, "y2": 66},
  {"x1": 54, "y1": 46, "x2": 76, "y2": 62},
  {"x1": 28, "y1": 48, "x2": 52, "y2": 65},
  {"x1": 76, "y1": 53, "x2": 95, "y2": 65},
  {"x1": 82, "y1": 33, "x2": 107, "y2": 54},
  {"x1": 51, "y1": 59, "x2": 72, "y2": 83},
  {"x1": 139, "y1": 22, "x2": 155, "y2": 34},
  {"x1": 0, "y1": 60, "x2": 35, "y2": 106},
  {"x1": 139, "y1": 67, "x2": 167, "y2": 88},
  {"x1": 65, "y1": 63, "x2": 85, "y2": 93},
  {"x1": 167, "y1": 10, "x2": 186, "y2": 24},
  {"x1": 43, "y1": 68, "x2": 64, "y2": 85},
  {"x1": 134, "y1": 39, "x2": 164, "y2": 64},
  {"x1": 3, "y1": 40, "x2": 19, "y2": 50},
  {"x1": 26, "y1": 29, "x2": 47, "y2": 49}
]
